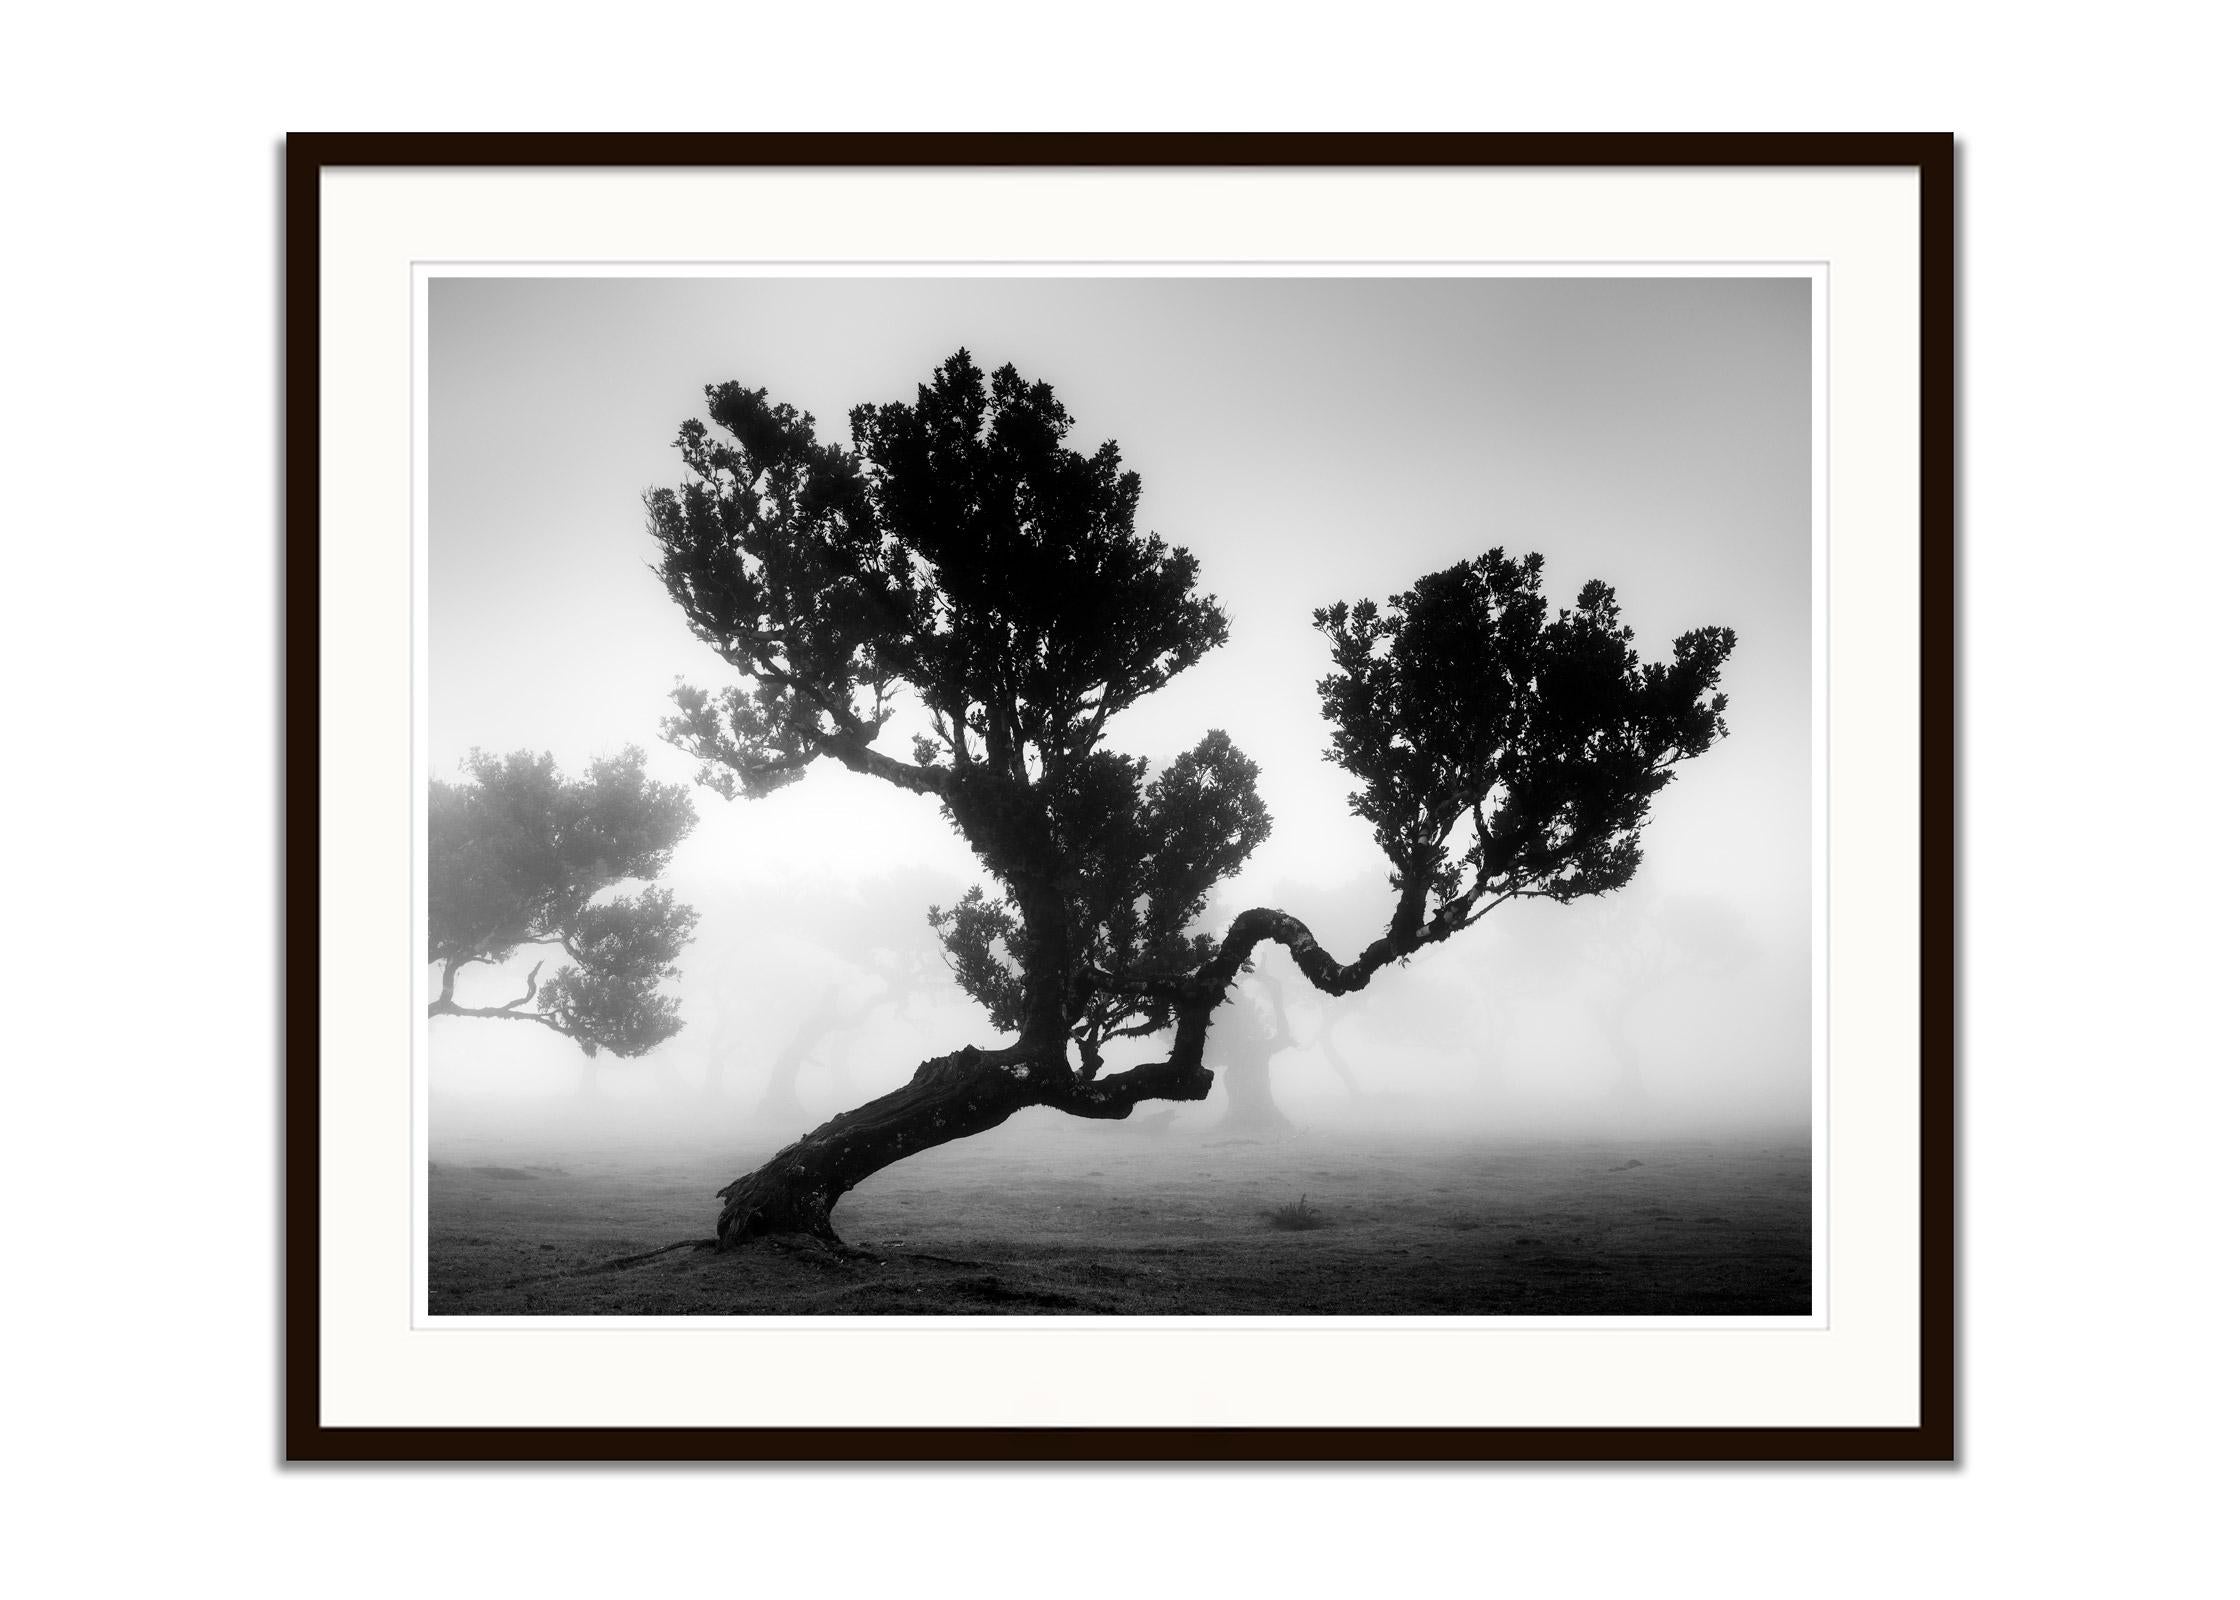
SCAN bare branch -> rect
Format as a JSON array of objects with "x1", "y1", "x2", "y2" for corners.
[{"x1": 427, "y1": 997, "x2": 570, "y2": 1035}]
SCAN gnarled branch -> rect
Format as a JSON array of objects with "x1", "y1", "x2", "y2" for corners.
[{"x1": 428, "y1": 961, "x2": 562, "y2": 1029}]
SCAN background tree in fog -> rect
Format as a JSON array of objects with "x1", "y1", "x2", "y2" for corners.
[
  {"x1": 1574, "y1": 891, "x2": 1759, "y2": 1101},
  {"x1": 428, "y1": 747, "x2": 699, "y2": 1059},
  {"x1": 686, "y1": 869, "x2": 953, "y2": 1124},
  {"x1": 1209, "y1": 974, "x2": 1299, "y2": 1134},
  {"x1": 751, "y1": 872, "x2": 947, "y2": 1124},
  {"x1": 648, "y1": 350, "x2": 1736, "y2": 1246}
]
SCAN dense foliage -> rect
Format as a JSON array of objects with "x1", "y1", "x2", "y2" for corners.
[
  {"x1": 1311, "y1": 550, "x2": 1736, "y2": 957},
  {"x1": 651, "y1": 352, "x2": 1264, "y2": 1053},
  {"x1": 428, "y1": 747, "x2": 698, "y2": 1056}
]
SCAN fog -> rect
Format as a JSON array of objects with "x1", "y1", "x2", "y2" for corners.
[{"x1": 428, "y1": 274, "x2": 1812, "y2": 1158}]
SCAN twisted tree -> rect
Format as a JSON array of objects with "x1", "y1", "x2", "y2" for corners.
[
  {"x1": 428, "y1": 747, "x2": 699, "y2": 1059},
  {"x1": 648, "y1": 350, "x2": 1735, "y2": 1248}
]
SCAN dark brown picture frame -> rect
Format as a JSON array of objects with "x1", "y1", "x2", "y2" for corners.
[{"x1": 285, "y1": 131, "x2": 1955, "y2": 1462}]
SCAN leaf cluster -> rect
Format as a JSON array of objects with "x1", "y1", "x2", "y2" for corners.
[
  {"x1": 649, "y1": 351, "x2": 1227, "y2": 803},
  {"x1": 533, "y1": 887, "x2": 700, "y2": 1057},
  {"x1": 928, "y1": 730, "x2": 1271, "y2": 1049},
  {"x1": 1315, "y1": 551, "x2": 1734, "y2": 938}
]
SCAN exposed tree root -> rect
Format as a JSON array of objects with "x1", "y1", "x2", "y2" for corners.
[
  {"x1": 755, "y1": 1230, "x2": 886, "y2": 1266},
  {"x1": 494, "y1": 1236, "x2": 714, "y2": 1289},
  {"x1": 591, "y1": 1237, "x2": 720, "y2": 1272}
]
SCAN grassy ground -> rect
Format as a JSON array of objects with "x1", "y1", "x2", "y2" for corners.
[{"x1": 428, "y1": 1112, "x2": 1811, "y2": 1316}]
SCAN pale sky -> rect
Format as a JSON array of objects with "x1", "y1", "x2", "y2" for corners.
[{"x1": 427, "y1": 275, "x2": 1812, "y2": 1117}]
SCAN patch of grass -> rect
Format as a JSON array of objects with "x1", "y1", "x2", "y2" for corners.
[
  {"x1": 426, "y1": 1128, "x2": 1814, "y2": 1315},
  {"x1": 1262, "y1": 1194, "x2": 1328, "y2": 1232}
]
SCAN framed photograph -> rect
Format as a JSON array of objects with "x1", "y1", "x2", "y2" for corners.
[{"x1": 287, "y1": 133, "x2": 1953, "y2": 1460}]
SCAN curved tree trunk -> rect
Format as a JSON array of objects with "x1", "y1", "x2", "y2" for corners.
[
  {"x1": 708, "y1": 905, "x2": 1445, "y2": 1249},
  {"x1": 715, "y1": 1039, "x2": 1216, "y2": 1248},
  {"x1": 1217, "y1": 1047, "x2": 1292, "y2": 1133},
  {"x1": 720, "y1": 1045, "x2": 1036, "y2": 1244}
]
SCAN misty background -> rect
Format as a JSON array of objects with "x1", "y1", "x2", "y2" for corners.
[{"x1": 426, "y1": 274, "x2": 1814, "y2": 1145}]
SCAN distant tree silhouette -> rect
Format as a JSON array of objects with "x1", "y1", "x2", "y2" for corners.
[
  {"x1": 684, "y1": 868, "x2": 953, "y2": 1125},
  {"x1": 648, "y1": 350, "x2": 1734, "y2": 1246},
  {"x1": 750, "y1": 984, "x2": 849, "y2": 1126},
  {"x1": 1212, "y1": 975, "x2": 1299, "y2": 1134},
  {"x1": 428, "y1": 748, "x2": 698, "y2": 1059},
  {"x1": 1316, "y1": 1019, "x2": 1365, "y2": 1102},
  {"x1": 1578, "y1": 892, "x2": 1759, "y2": 1101}
]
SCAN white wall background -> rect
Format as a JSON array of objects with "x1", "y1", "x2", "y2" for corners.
[{"x1": 4, "y1": 4, "x2": 2231, "y2": 1595}]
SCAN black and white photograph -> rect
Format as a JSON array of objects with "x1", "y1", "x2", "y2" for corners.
[
  {"x1": 26, "y1": 0, "x2": 2240, "y2": 1576},
  {"x1": 421, "y1": 271, "x2": 1819, "y2": 1319}
]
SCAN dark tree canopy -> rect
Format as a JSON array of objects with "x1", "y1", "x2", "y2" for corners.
[
  {"x1": 929, "y1": 728, "x2": 1271, "y2": 1071},
  {"x1": 645, "y1": 350, "x2": 1735, "y2": 1246},
  {"x1": 428, "y1": 747, "x2": 699, "y2": 1057},
  {"x1": 652, "y1": 351, "x2": 1258, "y2": 1052},
  {"x1": 650, "y1": 353, "x2": 1226, "y2": 806}
]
